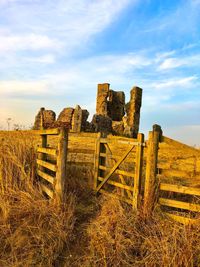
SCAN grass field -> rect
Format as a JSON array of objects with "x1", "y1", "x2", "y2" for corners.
[{"x1": 0, "y1": 131, "x2": 200, "y2": 267}]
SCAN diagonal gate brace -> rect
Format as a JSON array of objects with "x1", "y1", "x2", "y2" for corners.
[{"x1": 96, "y1": 145, "x2": 134, "y2": 192}]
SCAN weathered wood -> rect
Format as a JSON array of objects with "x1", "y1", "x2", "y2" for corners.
[
  {"x1": 159, "y1": 198, "x2": 200, "y2": 212},
  {"x1": 144, "y1": 125, "x2": 162, "y2": 216},
  {"x1": 98, "y1": 165, "x2": 135, "y2": 178},
  {"x1": 35, "y1": 128, "x2": 60, "y2": 135},
  {"x1": 100, "y1": 153, "x2": 107, "y2": 157},
  {"x1": 37, "y1": 159, "x2": 57, "y2": 172},
  {"x1": 133, "y1": 133, "x2": 144, "y2": 210},
  {"x1": 98, "y1": 177, "x2": 134, "y2": 192},
  {"x1": 94, "y1": 132, "x2": 101, "y2": 190},
  {"x1": 160, "y1": 183, "x2": 200, "y2": 196},
  {"x1": 38, "y1": 134, "x2": 47, "y2": 172},
  {"x1": 69, "y1": 132, "x2": 98, "y2": 138},
  {"x1": 37, "y1": 147, "x2": 57, "y2": 156},
  {"x1": 68, "y1": 148, "x2": 94, "y2": 154},
  {"x1": 164, "y1": 212, "x2": 199, "y2": 225},
  {"x1": 55, "y1": 127, "x2": 68, "y2": 202},
  {"x1": 96, "y1": 145, "x2": 134, "y2": 192},
  {"x1": 37, "y1": 170, "x2": 55, "y2": 184},
  {"x1": 41, "y1": 184, "x2": 54, "y2": 198},
  {"x1": 99, "y1": 189, "x2": 133, "y2": 205},
  {"x1": 104, "y1": 142, "x2": 134, "y2": 198}
]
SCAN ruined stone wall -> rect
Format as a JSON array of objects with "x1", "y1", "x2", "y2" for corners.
[
  {"x1": 33, "y1": 108, "x2": 56, "y2": 130},
  {"x1": 126, "y1": 87, "x2": 142, "y2": 138},
  {"x1": 107, "y1": 90, "x2": 125, "y2": 121},
  {"x1": 95, "y1": 83, "x2": 142, "y2": 137},
  {"x1": 96, "y1": 83, "x2": 110, "y2": 116},
  {"x1": 33, "y1": 83, "x2": 143, "y2": 136}
]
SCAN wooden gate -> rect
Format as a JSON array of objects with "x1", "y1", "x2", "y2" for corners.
[
  {"x1": 94, "y1": 133, "x2": 145, "y2": 209},
  {"x1": 36, "y1": 127, "x2": 68, "y2": 202}
]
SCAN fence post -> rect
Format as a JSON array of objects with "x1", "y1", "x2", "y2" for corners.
[
  {"x1": 55, "y1": 127, "x2": 68, "y2": 203},
  {"x1": 133, "y1": 133, "x2": 144, "y2": 210},
  {"x1": 143, "y1": 125, "x2": 162, "y2": 217},
  {"x1": 94, "y1": 132, "x2": 101, "y2": 190},
  {"x1": 38, "y1": 113, "x2": 47, "y2": 171}
]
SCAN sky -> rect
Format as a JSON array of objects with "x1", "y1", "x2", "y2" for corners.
[{"x1": 0, "y1": 0, "x2": 200, "y2": 146}]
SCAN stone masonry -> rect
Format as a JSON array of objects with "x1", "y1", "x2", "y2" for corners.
[
  {"x1": 33, "y1": 108, "x2": 56, "y2": 130},
  {"x1": 126, "y1": 87, "x2": 142, "y2": 138},
  {"x1": 33, "y1": 83, "x2": 143, "y2": 137}
]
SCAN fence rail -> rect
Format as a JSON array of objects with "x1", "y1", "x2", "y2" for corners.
[
  {"x1": 33, "y1": 125, "x2": 200, "y2": 224},
  {"x1": 36, "y1": 127, "x2": 68, "y2": 203}
]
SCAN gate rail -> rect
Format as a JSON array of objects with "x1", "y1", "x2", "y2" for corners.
[
  {"x1": 94, "y1": 133, "x2": 145, "y2": 209},
  {"x1": 36, "y1": 127, "x2": 68, "y2": 203}
]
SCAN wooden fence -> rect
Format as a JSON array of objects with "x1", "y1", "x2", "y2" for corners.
[
  {"x1": 157, "y1": 135, "x2": 200, "y2": 224},
  {"x1": 36, "y1": 127, "x2": 68, "y2": 203},
  {"x1": 34, "y1": 126, "x2": 200, "y2": 224},
  {"x1": 94, "y1": 133, "x2": 144, "y2": 209}
]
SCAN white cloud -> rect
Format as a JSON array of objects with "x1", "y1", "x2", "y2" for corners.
[
  {"x1": 0, "y1": 33, "x2": 62, "y2": 53},
  {"x1": 0, "y1": 80, "x2": 49, "y2": 95},
  {"x1": 158, "y1": 54, "x2": 200, "y2": 70},
  {"x1": 25, "y1": 54, "x2": 56, "y2": 64},
  {"x1": 154, "y1": 76, "x2": 198, "y2": 89}
]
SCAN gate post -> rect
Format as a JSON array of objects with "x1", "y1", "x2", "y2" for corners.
[
  {"x1": 133, "y1": 133, "x2": 144, "y2": 210},
  {"x1": 55, "y1": 127, "x2": 68, "y2": 203},
  {"x1": 143, "y1": 125, "x2": 162, "y2": 217}
]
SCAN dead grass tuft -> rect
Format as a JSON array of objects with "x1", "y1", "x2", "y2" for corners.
[
  {"x1": 86, "y1": 195, "x2": 200, "y2": 267},
  {"x1": 0, "y1": 132, "x2": 76, "y2": 267}
]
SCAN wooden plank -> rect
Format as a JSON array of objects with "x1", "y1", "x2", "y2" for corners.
[
  {"x1": 99, "y1": 165, "x2": 135, "y2": 178},
  {"x1": 99, "y1": 189, "x2": 133, "y2": 205},
  {"x1": 96, "y1": 145, "x2": 134, "y2": 192},
  {"x1": 103, "y1": 142, "x2": 133, "y2": 199},
  {"x1": 94, "y1": 133, "x2": 101, "y2": 190},
  {"x1": 37, "y1": 170, "x2": 55, "y2": 184},
  {"x1": 37, "y1": 147, "x2": 57, "y2": 156},
  {"x1": 99, "y1": 138, "x2": 108, "y2": 144},
  {"x1": 37, "y1": 159, "x2": 57, "y2": 172},
  {"x1": 144, "y1": 126, "x2": 162, "y2": 216},
  {"x1": 41, "y1": 184, "x2": 54, "y2": 198},
  {"x1": 55, "y1": 127, "x2": 68, "y2": 202},
  {"x1": 38, "y1": 135, "x2": 47, "y2": 172},
  {"x1": 107, "y1": 134, "x2": 138, "y2": 142},
  {"x1": 116, "y1": 169, "x2": 135, "y2": 178},
  {"x1": 159, "y1": 198, "x2": 200, "y2": 212},
  {"x1": 98, "y1": 177, "x2": 134, "y2": 191},
  {"x1": 160, "y1": 183, "x2": 200, "y2": 196},
  {"x1": 69, "y1": 132, "x2": 98, "y2": 138},
  {"x1": 35, "y1": 128, "x2": 60, "y2": 135},
  {"x1": 133, "y1": 133, "x2": 144, "y2": 210},
  {"x1": 164, "y1": 212, "x2": 199, "y2": 225},
  {"x1": 100, "y1": 153, "x2": 106, "y2": 157},
  {"x1": 99, "y1": 165, "x2": 106, "y2": 170},
  {"x1": 68, "y1": 148, "x2": 94, "y2": 154}
]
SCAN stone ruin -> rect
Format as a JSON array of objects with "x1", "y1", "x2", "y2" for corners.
[
  {"x1": 33, "y1": 83, "x2": 142, "y2": 138},
  {"x1": 95, "y1": 83, "x2": 142, "y2": 138}
]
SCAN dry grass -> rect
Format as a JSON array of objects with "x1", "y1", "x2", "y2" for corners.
[
  {"x1": 85, "y1": 196, "x2": 200, "y2": 267},
  {"x1": 1, "y1": 131, "x2": 200, "y2": 267},
  {"x1": 0, "y1": 132, "x2": 75, "y2": 267}
]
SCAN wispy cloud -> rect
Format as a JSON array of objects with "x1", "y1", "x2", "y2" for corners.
[
  {"x1": 0, "y1": 33, "x2": 62, "y2": 53},
  {"x1": 158, "y1": 54, "x2": 200, "y2": 70}
]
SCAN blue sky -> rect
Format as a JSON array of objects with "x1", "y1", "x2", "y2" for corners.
[{"x1": 0, "y1": 0, "x2": 200, "y2": 145}]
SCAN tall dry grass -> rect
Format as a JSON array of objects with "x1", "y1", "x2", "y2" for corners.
[
  {"x1": 1, "y1": 131, "x2": 200, "y2": 267},
  {"x1": 0, "y1": 132, "x2": 75, "y2": 267},
  {"x1": 85, "y1": 196, "x2": 200, "y2": 267}
]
